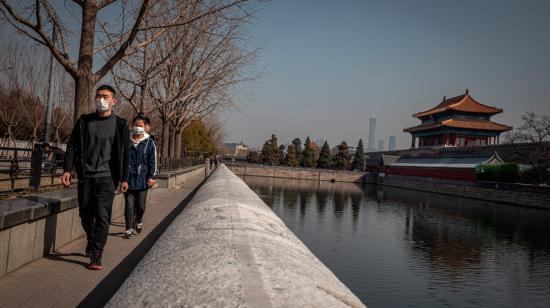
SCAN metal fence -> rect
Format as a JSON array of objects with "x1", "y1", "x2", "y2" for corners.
[
  {"x1": 158, "y1": 157, "x2": 204, "y2": 172},
  {"x1": 0, "y1": 144, "x2": 204, "y2": 196},
  {"x1": 0, "y1": 144, "x2": 67, "y2": 195}
]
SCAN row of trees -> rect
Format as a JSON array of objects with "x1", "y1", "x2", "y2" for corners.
[
  {"x1": 0, "y1": 0, "x2": 261, "y2": 158},
  {"x1": 505, "y1": 112, "x2": 550, "y2": 185},
  {"x1": 0, "y1": 42, "x2": 73, "y2": 148},
  {"x1": 248, "y1": 135, "x2": 367, "y2": 171}
]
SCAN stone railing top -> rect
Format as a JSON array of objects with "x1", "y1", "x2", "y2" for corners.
[{"x1": 108, "y1": 164, "x2": 366, "y2": 308}]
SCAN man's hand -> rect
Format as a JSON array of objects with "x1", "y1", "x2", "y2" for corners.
[
  {"x1": 147, "y1": 178, "x2": 156, "y2": 188},
  {"x1": 61, "y1": 172, "x2": 71, "y2": 187},
  {"x1": 120, "y1": 181, "x2": 129, "y2": 193}
]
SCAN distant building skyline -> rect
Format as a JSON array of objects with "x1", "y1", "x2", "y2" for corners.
[
  {"x1": 368, "y1": 117, "x2": 377, "y2": 152},
  {"x1": 389, "y1": 135, "x2": 396, "y2": 151}
]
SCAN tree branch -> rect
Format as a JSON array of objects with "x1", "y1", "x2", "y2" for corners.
[
  {"x1": 97, "y1": 0, "x2": 117, "y2": 10},
  {"x1": 135, "y1": 0, "x2": 249, "y2": 31},
  {"x1": 0, "y1": 0, "x2": 78, "y2": 77},
  {"x1": 94, "y1": 0, "x2": 150, "y2": 80}
]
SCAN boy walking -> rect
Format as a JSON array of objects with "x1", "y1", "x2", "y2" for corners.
[
  {"x1": 124, "y1": 114, "x2": 157, "y2": 238},
  {"x1": 62, "y1": 85, "x2": 130, "y2": 270}
]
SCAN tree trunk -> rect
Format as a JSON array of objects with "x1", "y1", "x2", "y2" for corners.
[
  {"x1": 73, "y1": 2, "x2": 98, "y2": 123},
  {"x1": 74, "y1": 76, "x2": 94, "y2": 122},
  {"x1": 162, "y1": 120, "x2": 170, "y2": 158},
  {"x1": 174, "y1": 129, "x2": 182, "y2": 159},
  {"x1": 169, "y1": 127, "x2": 175, "y2": 158}
]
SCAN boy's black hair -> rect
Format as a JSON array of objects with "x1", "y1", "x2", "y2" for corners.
[
  {"x1": 135, "y1": 113, "x2": 151, "y2": 125},
  {"x1": 96, "y1": 85, "x2": 116, "y2": 97},
  {"x1": 133, "y1": 113, "x2": 149, "y2": 125}
]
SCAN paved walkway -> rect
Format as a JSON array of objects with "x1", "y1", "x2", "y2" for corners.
[{"x1": 0, "y1": 172, "x2": 204, "y2": 308}]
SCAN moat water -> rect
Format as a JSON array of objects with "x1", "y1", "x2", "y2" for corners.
[{"x1": 244, "y1": 176, "x2": 550, "y2": 308}]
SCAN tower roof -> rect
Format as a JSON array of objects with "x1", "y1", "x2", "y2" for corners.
[
  {"x1": 413, "y1": 90, "x2": 503, "y2": 118},
  {"x1": 404, "y1": 118, "x2": 512, "y2": 133}
]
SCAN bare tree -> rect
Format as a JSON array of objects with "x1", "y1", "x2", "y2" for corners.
[
  {"x1": 0, "y1": 0, "x2": 253, "y2": 123},
  {"x1": 0, "y1": 84, "x2": 22, "y2": 153},
  {"x1": 140, "y1": 2, "x2": 259, "y2": 157},
  {"x1": 50, "y1": 65, "x2": 74, "y2": 146},
  {"x1": 203, "y1": 112, "x2": 228, "y2": 155},
  {"x1": 0, "y1": 42, "x2": 40, "y2": 150},
  {"x1": 17, "y1": 48, "x2": 50, "y2": 147},
  {"x1": 505, "y1": 112, "x2": 550, "y2": 184}
]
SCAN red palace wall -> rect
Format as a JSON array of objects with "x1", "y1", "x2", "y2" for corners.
[{"x1": 387, "y1": 166, "x2": 477, "y2": 181}]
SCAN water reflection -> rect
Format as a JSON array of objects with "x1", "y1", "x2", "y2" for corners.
[{"x1": 244, "y1": 175, "x2": 550, "y2": 308}]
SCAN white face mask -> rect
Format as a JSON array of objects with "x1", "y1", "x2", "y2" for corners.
[
  {"x1": 132, "y1": 126, "x2": 145, "y2": 135},
  {"x1": 95, "y1": 98, "x2": 111, "y2": 112}
]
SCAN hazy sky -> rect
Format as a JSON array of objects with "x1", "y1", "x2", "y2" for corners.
[
  {"x1": 223, "y1": 0, "x2": 550, "y2": 149},
  {"x1": 1, "y1": 1, "x2": 549, "y2": 150}
]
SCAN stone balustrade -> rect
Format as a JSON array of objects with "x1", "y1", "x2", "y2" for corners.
[{"x1": 108, "y1": 164, "x2": 366, "y2": 307}]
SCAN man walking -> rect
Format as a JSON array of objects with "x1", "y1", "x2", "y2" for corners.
[{"x1": 62, "y1": 85, "x2": 130, "y2": 270}]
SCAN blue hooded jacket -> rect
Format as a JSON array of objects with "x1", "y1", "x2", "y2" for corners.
[{"x1": 128, "y1": 135, "x2": 157, "y2": 190}]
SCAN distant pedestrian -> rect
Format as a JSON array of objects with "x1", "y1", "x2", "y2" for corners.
[
  {"x1": 124, "y1": 114, "x2": 157, "y2": 239},
  {"x1": 62, "y1": 85, "x2": 130, "y2": 270}
]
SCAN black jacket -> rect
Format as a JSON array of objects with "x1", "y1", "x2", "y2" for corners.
[{"x1": 63, "y1": 113, "x2": 130, "y2": 187}]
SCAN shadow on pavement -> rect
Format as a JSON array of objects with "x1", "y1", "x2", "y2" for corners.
[
  {"x1": 45, "y1": 252, "x2": 89, "y2": 268},
  {"x1": 77, "y1": 181, "x2": 204, "y2": 308}
]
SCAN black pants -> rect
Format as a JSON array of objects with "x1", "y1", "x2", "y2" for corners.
[
  {"x1": 77, "y1": 176, "x2": 116, "y2": 254},
  {"x1": 124, "y1": 189, "x2": 148, "y2": 230}
]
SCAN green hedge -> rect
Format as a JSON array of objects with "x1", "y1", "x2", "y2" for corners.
[{"x1": 477, "y1": 163, "x2": 521, "y2": 183}]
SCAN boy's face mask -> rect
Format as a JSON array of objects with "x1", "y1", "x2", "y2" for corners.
[
  {"x1": 95, "y1": 98, "x2": 111, "y2": 112},
  {"x1": 132, "y1": 126, "x2": 145, "y2": 135}
]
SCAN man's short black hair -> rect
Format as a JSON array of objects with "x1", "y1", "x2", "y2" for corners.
[
  {"x1": 133, "y1": 113, "x2": 150, "y2": 125},
  {"x1": 96, "y1": 85, "x2": 116, "y2": 97}
]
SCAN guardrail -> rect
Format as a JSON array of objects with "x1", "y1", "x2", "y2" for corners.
[
  {"x1": 0, "y1": 145, "x2": 206, "y2": 196},
  {"x1": 108, "y1": 164, "x2": 366, "y2": 307},
  {"x1": 0, "y1": 145, "x2": 67, "y2": 195},
  {"x1": 158, "y1": 157, "x2": 204, "y2": 172}
]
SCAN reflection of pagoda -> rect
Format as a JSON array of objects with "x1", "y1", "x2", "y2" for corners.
[{"x1": 404, "y1": 90, "x2": 512, "y2": 148}]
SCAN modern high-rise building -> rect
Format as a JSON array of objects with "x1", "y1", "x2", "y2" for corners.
[
  {"x1": 367, "y1": 117, "x2": 377, "y2": 152},
  {"x1": 378, "y1": 140, "x2": 385, "y2": 151},
  {"x1": 388, "y1": 135, "x2": 396, "y2": 151}
]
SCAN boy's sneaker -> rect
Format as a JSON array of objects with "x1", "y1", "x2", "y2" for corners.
[
  {"x1": 87, "y1": 253, "x2": 102, "y2": 270},
  {"x1": 136, "y1": 222, "x2": 143, "y2": 234},
  {"x1": 124, "y1": 228, "x2": 134, "y2": 239}
]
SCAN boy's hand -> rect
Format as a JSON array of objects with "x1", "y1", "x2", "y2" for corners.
[
  {"x1": 120, "y1": 181, "x2": 129, "y2": 192},
  {"x1": 147, "y1": 178, "x2": 156, "y2": 188},
  {"x1": 61, "y1": 172, "x2": 71, "y2": 187}
]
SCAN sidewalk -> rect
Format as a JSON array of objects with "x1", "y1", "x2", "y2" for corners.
[{"x1": 0, "y1": 172, "x2": 204, "y2": 308}]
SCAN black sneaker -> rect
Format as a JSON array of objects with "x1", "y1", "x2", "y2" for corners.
[{"x1": 87, "y1": 253, "x2": 102, "y2": 270}]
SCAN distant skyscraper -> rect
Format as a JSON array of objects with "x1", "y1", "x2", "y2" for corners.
[
  {"x1": 367, "y1": 117, "x2": 377, "y2": 152},
  {"x1": 388, "y1": 135, "x2": 396, "y2": 151}
]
